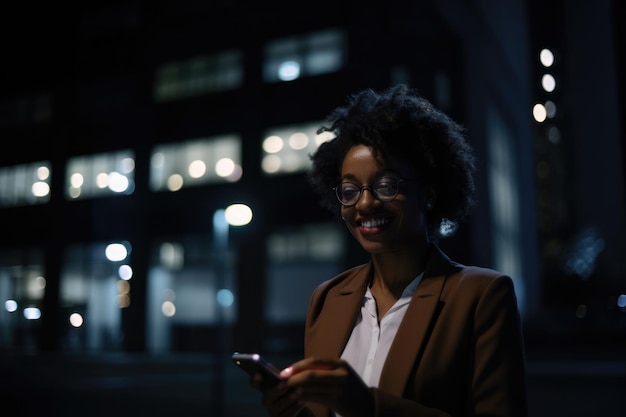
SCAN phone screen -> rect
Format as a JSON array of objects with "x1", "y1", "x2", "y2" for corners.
[{"x1": 231, "y1": 352, "x2": 282, "y2": 387}]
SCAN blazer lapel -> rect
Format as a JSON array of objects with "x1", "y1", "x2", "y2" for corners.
[
  {"x1": 377, "y1": 244, "x2": 457, "y2": 395},
  {"x1": 306, "y1": 264, "x2": 372, "y2": 358}
]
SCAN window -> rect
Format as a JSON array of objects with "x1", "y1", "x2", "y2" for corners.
[
  {"x1": 265, "y1": 223, "x2": 345, "y2": 323},
  {"x1": 66, "y1": 150, "x2": 135, "y2": 200},
  {"x1": 0, "y1": 161, "x2": 51, "y2": 207},
  {"x1": 150, "y1": 134, "x2": 242, "y2": 192},
  {"x1": 261, "y1": 122, "x2": 334, "y2": 175},
  {"x1": 154, "y1": 50, "x2": 243, "y2": 102},
  {"x1": 59, "y1": 242, "x2": 132, "y2": 351},
  {"x1": 264, "y1": 29, "x2": 346, "y2": 83},
  {"x1": 147, "y1": 237, "x2": 238, "y2": 353},
  {"x1": 0, "y1": 248, "x2": 45, "y2": 351}
]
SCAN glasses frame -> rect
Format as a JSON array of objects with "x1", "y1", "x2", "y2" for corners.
[{"x1": 333, "y1": 178, "x2": 413, "y2": 207}]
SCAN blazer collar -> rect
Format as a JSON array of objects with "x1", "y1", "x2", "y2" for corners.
[
  {"x1": 377, "y1": 243, "x2": 460, "y2": 394},
  {"x1": 306, "y1": 265, "x2": 372, "y2": 359},
  {"x1": 306, "y1": 243, "x2": 460, "y2": 396}
]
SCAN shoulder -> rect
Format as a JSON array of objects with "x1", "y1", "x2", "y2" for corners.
[
  {"x1": 311, "y1": 263, "x2": 370, "y2": 298},
  {"x1": 305, "y1": 263, "x2": 370, "y2": 321},
  {"x1": 453, "y1": 264, "x2": 509, "y2": 283},
  {"x1": 454, "y1": 265, "x2": 515, "y2": 291},
  {"x1": 441, "y1": 264, "x2": 520, "y2": 308},
  {"x1": 428, "y1": 245, "x2": 510, "y2": 290}
]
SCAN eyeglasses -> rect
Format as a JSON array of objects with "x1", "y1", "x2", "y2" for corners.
[{"x1": 333, "y1": 178, "x2": 411, "y2": 207}]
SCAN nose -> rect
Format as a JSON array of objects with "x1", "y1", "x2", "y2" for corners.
[{"x1": 354, "y1": 186, "x2": 378, "y2": 209}]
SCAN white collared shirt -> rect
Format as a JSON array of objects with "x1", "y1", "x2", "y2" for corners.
[{"x1": 340, "y1": 272, "x2": 423, "y2": 388}]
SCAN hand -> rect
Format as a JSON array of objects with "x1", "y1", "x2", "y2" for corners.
[
  {"x1": 250, "y1": 372, "x2": 305, "y2": 417},
  {"x1": 280, "y1": 357, "x2": 374, "y2": 417}
]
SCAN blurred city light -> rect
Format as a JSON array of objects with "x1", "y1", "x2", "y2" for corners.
[
  {"x1": 533, "y1": 103, "x2": 547, "y2": 122},
  {"x1": 542, "y1": 73, "x2": 556, "y2": 92},
  {"x1": 162, "y1": 300, "x2": 176, "y2": 317},
  {"x1": 5, "y1": 299, "x2": 18, "y2": 312},
  {"x1": 118, "y1": 264, "x2": 133, "y2": 280},
  {"x1": 23, "y1": 307, "x2": 41, "y2": 320},
  {"x1": 278, "y1": 61, "x2": 300, "y2": 81},
  {"x1": 217, "y1": 289, "x2": 234, "y2": 307},
  {"x1": 69, "y1": 312, "x2": 83, "y2": 328},
  {"x1": 540, "y1": 48, "x2": 555, "y2": 67},
  {"x1": 105, "y1": 243, "x2": 129, "y2": 262},
  {"x1": 224, "y1": 204, "x2": 253, "y2": 226}
]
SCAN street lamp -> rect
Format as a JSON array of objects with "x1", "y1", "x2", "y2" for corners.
[
  {"x1": 212, "y1": 203, "x2": 253, "y2": 416},
  {"x1": 213, "y1": 204, "x2": 253, "y2": 307}
]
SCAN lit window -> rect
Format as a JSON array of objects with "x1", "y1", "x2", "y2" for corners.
[
  {"x1": 147, "y1": 237, "x2": 239, "y2": 352},
  {"x1": 65, "y1": 150, "x2": 135, "y2": 200},
  {"x1": 150, "y1": 134, "x2": 242, "y2": 192},
  {"x1": 153, "y1": 50, "x2": 243, "y2": 102},
  {"x1": 60, "y1": 242, "x2": 132, "y2": 351},
  {"x1": 266, "y1": 223, "x2": 345, "y2": 323},
  {"x1": 0, "y1": 161, "x2": 52, "y2": 207},
  {"x1": 264, "y1": 29, "x2": 345, "y2": 83},
  {"x1": 261, "y1": 122, "x2": 334, "y2": 175}
]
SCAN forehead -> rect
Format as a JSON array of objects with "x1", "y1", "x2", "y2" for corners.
[{"x1": 342, "y1": 144, "x2": 415, "y2": 178}]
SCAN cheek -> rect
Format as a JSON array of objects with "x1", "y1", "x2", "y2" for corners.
[
  {"x1": 398, "y1": 202, "x2": 428, "y2": 232},
  {"x1": 340, "y1": 206, "x2": 351, "y2": 220}
]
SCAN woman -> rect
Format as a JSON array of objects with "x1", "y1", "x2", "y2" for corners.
[{"x1": 253, "y1": 84, "x2": 528, "y2": 417}]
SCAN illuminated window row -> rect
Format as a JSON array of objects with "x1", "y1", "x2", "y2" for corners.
[
  {"x1": 150, "y1": 134, "x2": 243, "y2": 192},
  {"x1": 66, "y1": 150, "x2": 136, "y2": 199},
  {"x1": 263, "y1": 29, "x2": 345, "y2": 83},
  {"x1": 153, "y1": 50, "x2": 244, "y2": 102},
  {"x1": 261, "y1": 122, "x2": 335, "y2": 175},
  {"x1": 153, "y1": 28, "x2": 345, "y2": 102},
  {"x1": 0, "y1": 162, "x2": 51, "y2": 207},
  {"x1": 0, "y1": 216, "x2": 348, "y2": 352},
  {"x1": 3, "y1": 29, "x2": 346, "y2": 128},
  {"x1": 0, "y1": 121, "x2": 335, "y2": 206}
]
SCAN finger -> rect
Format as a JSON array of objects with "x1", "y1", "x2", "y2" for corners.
[
  {"x1": 262, "y1": 387, "x2": 305, "y2": 417},
  {"x1": 250, "y1": 372, "x2": 265, "y2": 389},
  {"x1": 283, "y1": 357, "x2": 344, "y2": 376}
]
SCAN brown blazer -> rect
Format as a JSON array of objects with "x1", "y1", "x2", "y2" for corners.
[{"x1": 301, "y1": 243, "x2": 528, "y2": 417}]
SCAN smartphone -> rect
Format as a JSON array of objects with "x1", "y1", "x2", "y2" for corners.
[{"x1": 231, "y1": 352, "x2": 283, "y2": 387}]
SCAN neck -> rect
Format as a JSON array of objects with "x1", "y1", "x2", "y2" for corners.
[{"x1": 369, "y1": 243, "x2": 430, "y2": 297}]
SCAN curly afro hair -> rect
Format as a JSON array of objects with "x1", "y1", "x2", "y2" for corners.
[{"x1": 308, "y1": 84, "x2": 477, "y2": 239}]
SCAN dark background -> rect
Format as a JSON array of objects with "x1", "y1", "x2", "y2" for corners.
[{"x1": 1, "y1": 0, "x2": 625, "y2": 416}]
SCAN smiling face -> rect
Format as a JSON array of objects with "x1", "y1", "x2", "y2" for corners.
[{"x1": 339, "y1": 144, "x2": 431, "y2": 255}]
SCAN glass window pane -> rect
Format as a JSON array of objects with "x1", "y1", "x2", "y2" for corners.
[
  {"x1": 154, "y1": 50, "x2": 243, "y2": 102},
  {"x1": 150, "y1": 134, "x2": 242, "y2": 192},
  {"x1": 0, "y1": 161, "x2": 51, "y2": 207},
  {"x1": 59, "y1": 242, "x2": 131, "y2": 351},
  {"x1": 264, "y1": 29, "x2": 345, "y2": 83},
  {"x1": 65, "y1": 150, "x2": 135, "y2": 200},
  {"x1": 265, "y1": 223, "x2": 345, "y2": 323},
  {"x1": 147, "y1": 237, "x2": 238, "y2": 353},
  {"x1": 0, "y1": 248, "x2": 45, "y2": 351},
  {"x1": 261, "y1": 122, "x2": 334, "y2": 176}
]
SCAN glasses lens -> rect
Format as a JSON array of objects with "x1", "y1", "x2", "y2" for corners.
[
  {"x1": 338, "y1": 183, "x2": 360, "y2": 204},
  {"x1": 373, "y1": 180, "x2": 399, "y2": 200}
]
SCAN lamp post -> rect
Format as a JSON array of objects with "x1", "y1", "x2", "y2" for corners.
[{"x1": 212, "y1": 204, "x2": 253, "y2": 416}]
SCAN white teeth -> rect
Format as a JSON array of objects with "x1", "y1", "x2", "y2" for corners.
[{"x1": 360, "y1": 218, "x2": 389, "y2": 228}]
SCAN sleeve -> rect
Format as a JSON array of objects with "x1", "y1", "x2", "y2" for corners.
[{"x1": 471, "y1": 275, "x2": 528, "y2": 417}]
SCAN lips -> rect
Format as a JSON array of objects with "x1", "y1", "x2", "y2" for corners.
[
  {"x1": 359, "y1": 218, "x2": 390, "y2": 228},
  {"x1": 357, "y1": 217, "x2": 392, "y2": 234}
]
